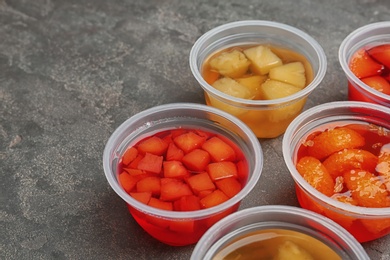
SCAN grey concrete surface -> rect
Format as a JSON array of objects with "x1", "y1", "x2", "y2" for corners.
[{"x1": 1, "y1": 0, "x2": 389, "y2": 259}]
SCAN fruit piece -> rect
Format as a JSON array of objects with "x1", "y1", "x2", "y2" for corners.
[
  {"x1": 186, "y1": 172, "x2": 216, "y2": 195},
  {"x1": 136, "y1": 176, "x2": 161, "y2": 196},
  {"x1": 137, "y1": 152, "x2": 163, "y2": 174},
  {"x1": 296, "y1": 156, "x2": 335, "y2": 196},
  {"x1": 118, "y1": 171, "x2": 139, "y2": 193},
  {"x1": 166, "y1": 142, "x2": 184, "y2": 161},
  {"x1": 376, "y1": 145, "x2": 390, "y2": 190},
  {"x1": 122, "y1": 147, "x2": 138, "y2": 165},
  {"x1": 207, "y1": 161, "x2": 238, "y2": 181},
  {"x1": 169, "y1": 219, "x2": 195, "y2": 233},
  {"x1": 181, "y1": 149, "x2": 211, "y2": 172},
  {"x1": 261, "y1": 80, "x2": 302, "y2": 100},
  {"x1": 215, "y1": 177, "x2": 242, "y2": 198},
  {"x1": 269, "y1": 61, "x2": 306, "y2": 88},
  {"x1": 137, "y1": 136, "x2": 168, "y2": 156},
  {"x1": 243, "y1": 45, "x2": 282, "y2": 75},
  {"x1": 203, "y1": 69, "x2": 220, "y2": 85},
  {"x1": 130, "y1": 191, "x2": 152, "y2": 204},
  {"x1": 212, "y1": 77, "x2": 253, "y2": 99},
  {"x1": 361, "y1": 76, "x2": 390, "y2": 95},
  {"x1": 173, "y1": 131, "x2": 206, "y2": 154},
  {"x1": 174, "y1": 195, "x2": 201, "y2": 211},
  {"x1": 306, "y1": 127, "x2": 365, "y2": 160},
  {"x1": 322, "y1": 149, "x2": 378, "y2": 179},
  {"x1": 367, "y1": 43, "x2": 390, "y2": 68},
  {"x1": 349, "y1": 49, "x2": 383, "y2": 79},
  {"x1": 200, "y1": 189, "x2": 229, "y2": 208},
  {"x1": 163, "y1": 161, "x2": 189, "y2": 179},
  {"x1": 201, "y1": 136, "x2": 236, "y2": 162},
  {"x1": 129, "y1": 154, "x2": 144, "y2": 169},
  {"x1": 123, "y1": 167, "x2": 145, "y2": 176},
  {"x1": 274, "y1": 240, "x2": 314, "y2": 260},
  {"x1": 344, "y1": 169, "x2": 390, "y2": 208},
  {"x1": 148, "y1": 197, "x2": 173, "y2": 211},
  {"x1": 236, "y1": 75, "x2": 267, "y2": 99},
  {"x1": 160, "y1": 178, "x2": 193, "y2": 201},
  {"x1": 209, "y1": 49, "x2": 251, "y2": 78},
  {"x1": 361, "y1": 217, "x2": 390, "y2": 235}
]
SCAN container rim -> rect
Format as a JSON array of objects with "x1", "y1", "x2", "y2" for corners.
[
  {"x1": 102, "y1": 102, "x2": 264, "y2": 219},
  {"x1": 189, "y1": 20, "x2": 327, "y2": 107},
  {"x1": 282, "y1": 101, "x2": 390, "y2": 216}
]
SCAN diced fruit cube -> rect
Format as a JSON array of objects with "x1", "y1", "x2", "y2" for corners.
[
  {"x1": 215, "y1": 177, "x2": 242, "y2": 198},
  {"x1": 243, "y1": 45, "x2": 283, "y2": 75},
  {"x1": 160, "y1": 178, "x2": 193, "y2": 201},
  {"x1": 173, "y1": 131, "x2": 206, "y2": 154},
  {"x1": 136, "y1": 176, "x2": 161, "y2": 196},
  {"x1": 200, "y1": 189, "x2": 229, "y2": 208},
  {"x1": 212, "y1": 77, "x2": 253, "y2": 99},
  {"x1": 296, "y1": 156, "x2": 335, "y2": 196},
  {"x1": 236, "y1": 75, "x2": 267, "y2": 99},
  {"x1": 174, "y1": 195, "x2": 201, "y2": 211},
  {"x1": 130, "y1": 192, "x2": 152, "y2": 205},
  {"x1": 122, "y1": 147, "x2": 138, "y2": 165},
  {"x1": 148, "y1": 197, "x2": 173, "y2": 211},
  {"x1": 349, "y1": 49, "x2": 384, "y2": 79},
  {"x1": 306, "y1": 127, "x2": 365, "y2": 160},
  {"x1": 269, "y1": 61, "x2": 306, "y2": 88},
  {"x1": 209, "y1": 50, "x2": 251, "y2": 78},
  {"x1": 261, "y1": 79, "x2": 302, "y2": 100},
  {"x1": 201, "y1": 136, "x2": 236, "y2": 162},
  {"x1": 163, "y1": 161, "x2": 189, "y2": 179},
  {"x1": 137, "y1": 136, "x2": 168, "y2": 156},
  {"x1": 181, "y1": 149, "x2": 211, "y2": 172},
  {"x1": 169, "y1": 219, "x2": 195, "y2": 233},
  {"x1": 344, "y1": 169, "x2": 390, "y2": 207},
  {"x1": 137, "y1": 152, "x2": 163, "y2": 174},
  {"x1": 361, "y1": 76, "x2": 390, "y2": 95},
  {"x1": 118, "y1": 171, "x2": 139, "y2": 193},
  {"x1": 207, "y1": 161, "x2": 238, "y2": 181},
  {"x1": 367, "y1": 43, "x2": 390, "y2": 68},
  {"x1": 322, "y1": 149, "x2": 378, "y2": 179},
  {"x1": 129, "y1": 154, "x2": 144, "y2": 169},
  {"x1": 186, "y1": 172, "x2": 216, "y2": 195},
  {"x1": 166, "y1": 142, "x2": 184, "y2": 161}
]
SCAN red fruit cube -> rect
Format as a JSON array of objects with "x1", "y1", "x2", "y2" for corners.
[
  {"x1": 173, "y1": 131, "x2": 206, "y2": 153},
  {"x1": 182, "y1": 149, "x2": 211, "y2": 172},
  {"x1": 118, "y1": 171, "x2": 139, "y2": 193},
  {"x1": 137, "y1": 136, "x2": 168, "y2": 156},
  {"x1": 207, "y1": 161, "x2": 238, "y2": 181},
  {"x1": 122, "y1": 147, "x2": 138, "y2": 166},
  {"x1": 202, "y1": 136, "x2": 236, "y2": 162},
  {"x1": 349, "y1": 49, "x2": 384, "y2": 79},
  {"x1": 166, "y1": 142, "x2": 184, "y2": 161},
  {"x1": 130, "y1": 192, "x2": 152, "y2": 205},
  {"x1": 136, "y1": 176, "x2": 161, "y2": 196},
  {"x1": 186, "y1": 172, "x2": 216, "y2": 195},
  {"x1": 129, "y1": 154, "x2": 144, "y2": 169},
  {"x1": 367, "y1": 43, "x2": 390, "y2": 68},
  {"x1": 148, "y1": 197, "x2": 173, "y2": 211},
  {"x1": 174, "y1": 195, "x2": 201, "y2": 211},
  {"x1": 215, "y1": 177, "x2": 242, "y2": 198},
  {"x1": 169, "y1": 219, "x2": 195, "y2": 233},
  {"x1": 137, "y1": 152, "x2": 163, "y2": 174},
  {"x1": 200, "y1": 189, "x2": 229, "y2": 208},
  {"x1": 163, "y1": 161, "x2": 189, "y2": 179},
  {"x1": 160, "y1": 178, "x2": 193, "y2": 201},
  {"x1": 361, "y1": 76, "x2": 390, "y2": 95}
]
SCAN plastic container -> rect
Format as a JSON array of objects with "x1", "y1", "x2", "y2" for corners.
[
  {"x1": 102, "y1": 103, "x2": 263, "y2": 246},
  {"x1": 191, "y1": 205, "x2": 369, "y2": 260},
  {"x1": 283, "y1": 101, "x2": 390, "y2": 242},
  {"x1": 339, "y1": 21, "x2": 390, "y2": 106},
  {"x1": 189, "y1": 20, "x2": 327, "y2": 138}
]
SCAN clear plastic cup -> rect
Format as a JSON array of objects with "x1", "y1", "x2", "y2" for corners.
[
  {"x1": 191, "y1": 205, "x2": 369, "y2": 259},
  {"x1": 102, "y1": 103, "x2": 263, "y2": 246},
  {"x1": 339, "y1": 21, "x2": 390, "y2": 106},
  {"x1": 283, "y1": 101, "x2": 390, "y2": 242},
  {"x1": 189, "y1": 20, "x2": 327, "y2": 138}
]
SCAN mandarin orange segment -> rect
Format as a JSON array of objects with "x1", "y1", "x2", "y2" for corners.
[
  {"x1": 296, "y1": 156, "x2": 335, "y2": 196},
  {"x1": 323, "y1": 148, "x2": 378, "y2": 179},
  {"x1": 376, "y1": 145, "x2": 390, "y2": 190},
  {"x1": 306, "y1": 127, "x2": 365, "y2": 160},
  {"x1": 344, "y1": 169, "x2": 390, "y2": 208}
]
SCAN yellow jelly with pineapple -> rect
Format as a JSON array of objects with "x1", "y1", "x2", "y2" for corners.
[{"x1": 202, "y1": 45, "x2": 314, "y2": 138}]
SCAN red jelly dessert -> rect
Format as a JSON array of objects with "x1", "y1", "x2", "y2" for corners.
[{"x1": 117, "y1": 128, "x2": 248, "y2": 246}]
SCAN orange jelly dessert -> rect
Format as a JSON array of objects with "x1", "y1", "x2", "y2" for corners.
[
  {"x1": 201, "y1": 44, "x2": 314, "y2": 138},
  {"x1": 295, "y1": 121, "x2": 390, "y2": 242}
]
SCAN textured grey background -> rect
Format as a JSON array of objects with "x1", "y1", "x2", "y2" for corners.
[{"x1": 1, "y1": 0, "x2": 389, "y2": 259}]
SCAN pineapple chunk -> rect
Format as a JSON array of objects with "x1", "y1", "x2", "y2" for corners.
[
  {"x1": 212, "y1": 77, "x2": 253, "y2": 99},
  {"x1": 261, "y1": 79, "x2": 306, "y2": 122},
  {"x1": 243, "y1": 45, "x2": 282, "y2": 75},
  {"x1": 236, "y1": 75, "x2": 268, "y2": 99},
  {"x1": 269, "y1": 61, "x2": 306, "y2": 88},
  {"x1": 274, "y1": 240, "x2": 314, "y2": 260},
  {"x1": 209, "y1": 50, "x2": 250, "y2": 78}
]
